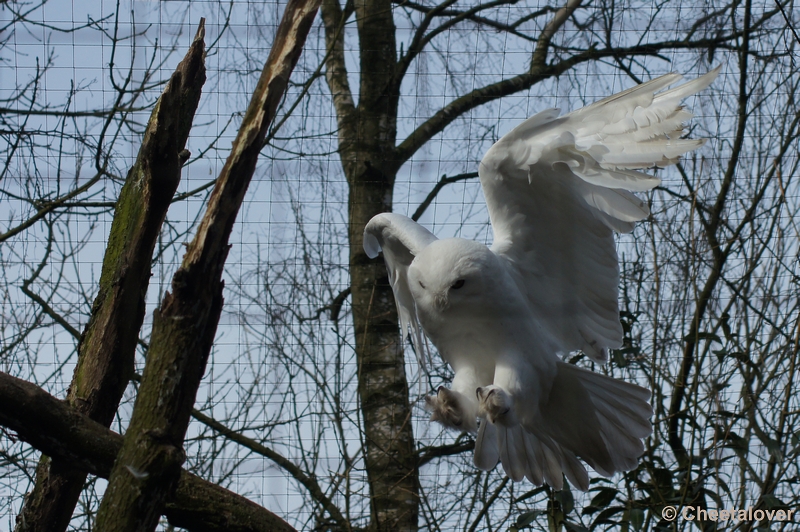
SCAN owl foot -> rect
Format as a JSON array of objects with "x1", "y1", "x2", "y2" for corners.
[
  {"x1": 425, "y1": 386, "x2": 478, "y2": 433},
  {"x1": 477, "y1": 385, "x2": 517, "y2": 425}
]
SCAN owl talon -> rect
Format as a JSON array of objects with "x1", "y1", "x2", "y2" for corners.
[
  {"x1": 425, "y1": 386, "x2": 478, "y2": 433},
  {"x1": 477, "y1": 385, "x2": 516, "y2": 425}
]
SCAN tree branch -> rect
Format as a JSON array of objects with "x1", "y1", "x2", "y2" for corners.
[
  {"x1": 395, "y1": 0, "x2": 459, "y2": 81},
  {"x1": 416, "y1": 439, "x2": 475, "y2": 467},
  {"x1": 0, "y1": 173, "x2": 102, "y2": 244},
  {"x1": 0, "y1": 372, "x2": 295, "y2": 532},
  {"x1": 20, "y1": 223, "x2": 81, "y2": 341},
  {"x1": 393, "y1": 0, "x2": 551, "y2": 41},
  {"x1": 393, "y1": 34, "x2": 757, "y2": 170},
  {"x1": 411, "y1": 172, "x2": 479, "y2": 221},
  {"x1": 320, "y1": 0, "x2": 357, "y2": 145},
  {"x1": 191, "y1": 409, "x2": 348, "y2": 529},
  {"x1": 467, "y1": 477, "x2": 509, "y2": 532},
  {"x1": 668, "y1": 0, "x2": 752, "y2": 467},
  {"x1": 530, "y1": 0, "x2": 581, "y2": 70}
]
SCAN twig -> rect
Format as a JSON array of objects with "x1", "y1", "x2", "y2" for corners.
[{"x1": 411, "y1": 172, "x2": 479, "y2": 221}]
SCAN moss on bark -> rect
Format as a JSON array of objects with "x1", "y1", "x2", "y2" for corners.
[{"x1": 16, "y1": 21, "x2": 207, "y2": 532}]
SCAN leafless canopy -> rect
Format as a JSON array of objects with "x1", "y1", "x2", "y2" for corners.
[{"x1": 1, "y1": 0, "x2": 799, "y2": 530}]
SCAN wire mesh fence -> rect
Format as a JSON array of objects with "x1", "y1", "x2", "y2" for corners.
[{"x1": 1, "y1": 0, "x2": 799, "y2": 530}]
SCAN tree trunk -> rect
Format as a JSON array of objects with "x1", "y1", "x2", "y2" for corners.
[
  {"x1": 322, "y1": 0, "x2": 420, "y2": 528},
  {"x1": 93, "y1": 1, "x2": 321, "y2": 529},
  {"x1": 15, "y1": 21, "x2": 207, "y2": 532}
]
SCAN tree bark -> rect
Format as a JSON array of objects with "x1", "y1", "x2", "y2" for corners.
[
  {"x1": 93, "y1": 1, "x2": 321, "y2": 530},
  {"x1": 15, "y1": 20, "x2": 207, "y2": 532},
  {"x1": 0, "y1": 371, "x2": 296, "y2": 532},
  {"x1": 322, "y1": 0, "x2": 419, "y2": 529}
]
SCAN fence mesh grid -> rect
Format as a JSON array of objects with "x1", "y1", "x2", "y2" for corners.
[{"x1": 1, "y1": 0, "x2": 799, "y2": 530}]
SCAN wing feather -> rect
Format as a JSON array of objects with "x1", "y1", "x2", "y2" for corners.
[
  {"x1": 480, "y1": 68, "x2": 718, "y2": 361},
  {"x1": 363, "y1": 213, "x2": 437, "y2": 368}
]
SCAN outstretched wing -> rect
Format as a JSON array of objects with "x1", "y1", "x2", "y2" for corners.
[
  {"x1": 480, "y1": 67, "x2": 719, "y2": 361},
  {"x1": 364, "y1": 213, "x2": 438, "y2": 367}
]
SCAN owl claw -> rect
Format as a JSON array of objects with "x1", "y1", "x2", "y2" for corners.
[
  {"x1": 476, "y1": 385, "x2": 516, "y2": 425},
  {"x1": 425, "y1": 386, "x2": 478, "y2": 433}
]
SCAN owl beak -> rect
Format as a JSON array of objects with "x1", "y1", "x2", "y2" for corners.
[{"x1": 433, "y1": 291, "x2": 449, "y2": 310}]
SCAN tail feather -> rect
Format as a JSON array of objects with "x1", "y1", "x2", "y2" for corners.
[
  {"x1": 474, "y1": 420, "x2": 500, "y2": 471},
  {"x1": 478, "y1": 421, "x2": 591, "y2": 491},
  {"x1": 593, "y1": 390, "x2": 652, "y2": 439},
  {"x1": 574, "y1": 364, "x2": 653, "y2": 439},
  {"x1": 531, "y1": 362, "x2": 652, "y2": 478},
  {"x1": 472, "y1": 362, "x2": 650, "y2": 490},
  {"x1": 538, "y1": 440, "x2": 565, "y2": 490},
  {"x1": 559, "y1": 447, "x2": 590, "y2": 491},
  {"x1": 596, "y1": 415, "x2": 643, "y2": 471},
  {"x1": 497, "y1": 424, "x2": 526, "y2": 482},
  {"x1": 520, "y1": 431, "x2": 545, "y2": 486}
]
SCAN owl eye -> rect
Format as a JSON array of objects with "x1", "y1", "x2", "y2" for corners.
[
  {"x1": 419, "y1": 280, "x2": 426, "y2": 289},
  {"x1": 451, "y1": 279, "x2": 465, "y2": 290}
]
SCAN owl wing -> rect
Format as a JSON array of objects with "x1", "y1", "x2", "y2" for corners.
[
  {"x1": 363, "y1": 212, "x2": 438, "y2": 368},
  {"x1": 480, "y1": 67, "x2": 719, "y2": 361}
]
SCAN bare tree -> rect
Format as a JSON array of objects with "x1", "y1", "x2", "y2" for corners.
[{"x1": 1, "y1": 0, "x2": 799, "y2": 531}]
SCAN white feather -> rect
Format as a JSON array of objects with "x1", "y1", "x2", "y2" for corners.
[
  {"x1": 363, "y1": 213, "x2": 437, "y2": 370},
  {"x1": 364, "y1": 68, "x2": 718, "y2": 490},
  {"x1": 474, "y1": 420, "x2": 500, "y2": 471}
]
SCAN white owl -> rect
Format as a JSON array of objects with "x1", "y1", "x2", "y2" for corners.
[{"x1": 364, "y1": 67, "x2": 719, "y2": 490}]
